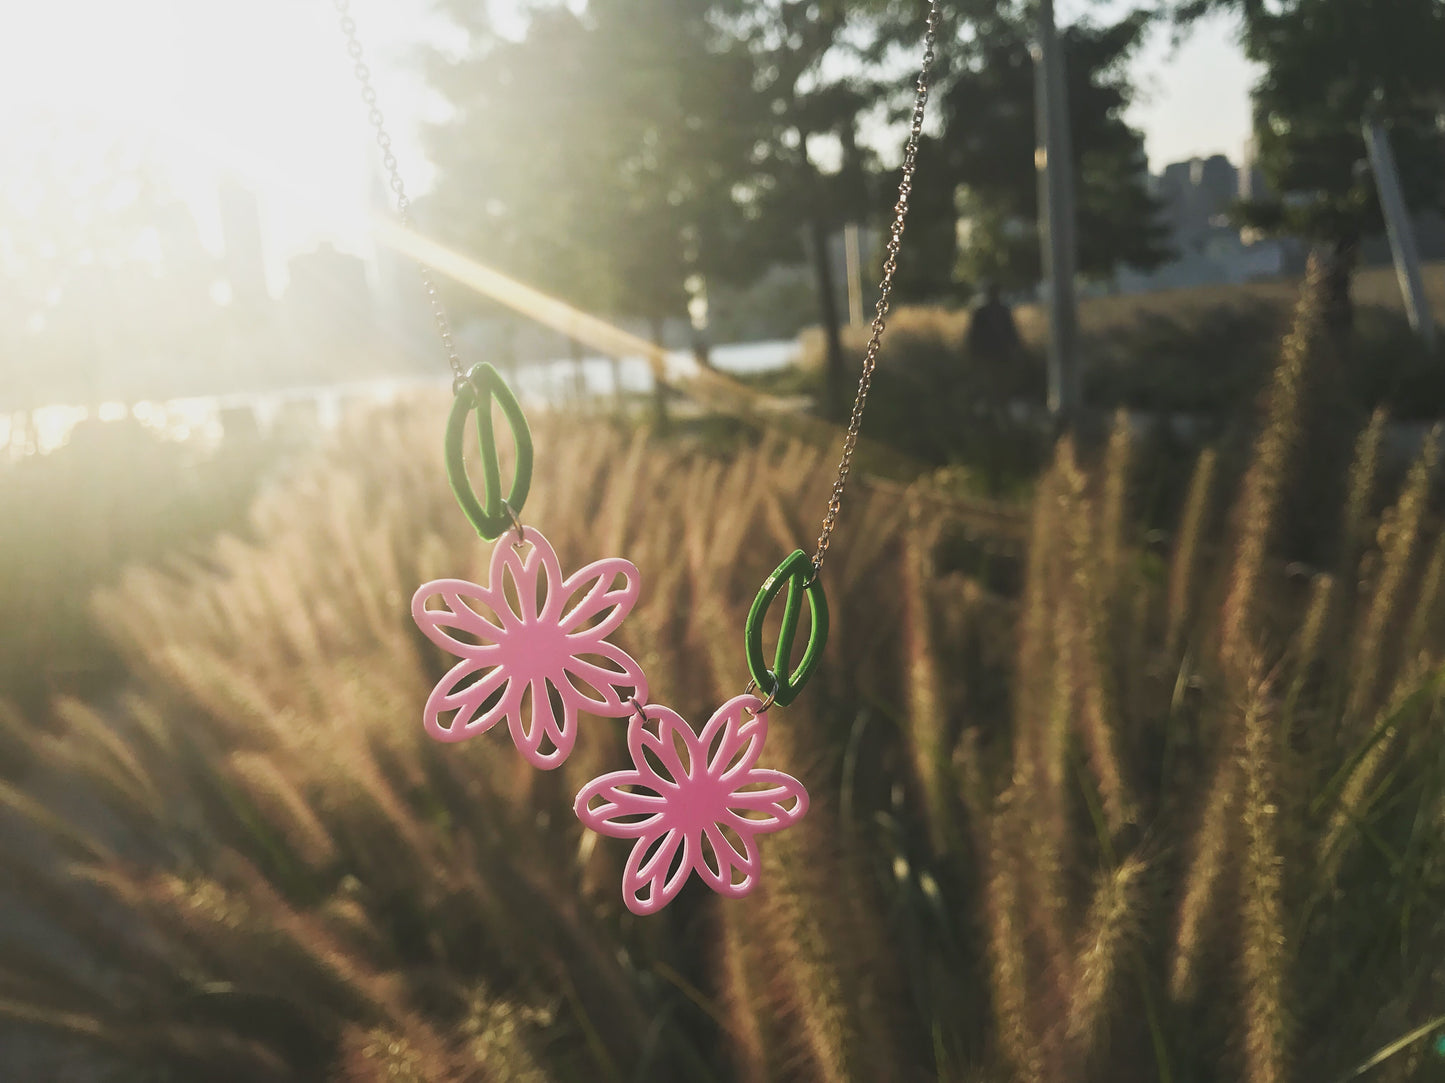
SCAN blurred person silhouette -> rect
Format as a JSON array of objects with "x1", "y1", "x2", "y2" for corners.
[
  {"x1": 965, "y1": 280, "x2": 1022, "y2": 373},
  {"x1": 964, "y1": 280, "x2": 1025, "y2": 495}
]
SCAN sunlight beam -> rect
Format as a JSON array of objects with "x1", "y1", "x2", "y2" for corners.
[{"x1": 369, "y1": 216, "x2": 804, "y2": 420}]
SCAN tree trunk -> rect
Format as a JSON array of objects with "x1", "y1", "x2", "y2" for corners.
[
  {"x1": 1321, "y1": 236, "x2": 1358, "y2": 346},
  {"x1": 686, "y1": 278, "x2": 712, "y2": 367},
  {"x1": 610, "y1": 356, "x2": 625, "y2": 413},
  {"x1": 567, "y1": 337, "x2": 587, "y2": 409},
  {"x1": 7, "y1": 409, "x2": 32, "y2": 457},
  {"x1": 500, "y1": 320, "x2": 521, "y2": 395},
  {"x1": 690, "y1": 327, "x2": 711, "y2": 369},
  {"x1": 807, "y1": 213, "x2": 846, "y2": 419},
  {"x1": 649, "y1": 316, "x2": 670, "y2": 431}
]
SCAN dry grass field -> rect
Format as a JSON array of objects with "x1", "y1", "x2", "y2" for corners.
[{"x1": 4, "y1": 261, "x2": 1445, "y2": 1080}]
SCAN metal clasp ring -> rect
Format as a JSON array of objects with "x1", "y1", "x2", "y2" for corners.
[
  {"x1": 452, "y1": 370, "x2": 478, "y2": 398},
  {"x1": 742, "y1": 678, "x2": 780, "y2": 715},
  {"x1": 501, "y1": 500, "x2": 526, "y2": 549},
  {"x1": 799, "y1": 557, "x2": 822, "y2": 589},
  {"x1": 626, "y1": 696, "x2": 648, "y2": 722}
]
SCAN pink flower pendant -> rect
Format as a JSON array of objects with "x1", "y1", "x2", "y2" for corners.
[
  {"x1": 574, "y1": 695, "x2": 809, "y2": 915},
  {"x1": 412, "y1": 527, "x2": 649, "y2": 769}
]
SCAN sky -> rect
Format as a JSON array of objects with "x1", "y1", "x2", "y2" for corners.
[
  {"x1": 0, "y1": 0, "x2": 1258, "y2": 291},
  {"x1": 1110, "y1": 8, "x2": 1261, "y2": 168}
]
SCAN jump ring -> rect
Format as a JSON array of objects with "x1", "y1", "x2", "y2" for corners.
[
  {"x1": 742, "y1": 679, "x2": 780, "y2": 715},
  {"x1": 502, "y1": 500, "x2": 526, "y2": 548}
]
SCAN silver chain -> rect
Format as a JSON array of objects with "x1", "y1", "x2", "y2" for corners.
[
  {"x1": 332, "y1": 0, "x2": 465, "y2": 381},
  {"x1": 334, "y1": 0, "x2": 941, "y2": 515},
  {"x1": 810, "y1": 0, "x2": 941, "y2": 577}
]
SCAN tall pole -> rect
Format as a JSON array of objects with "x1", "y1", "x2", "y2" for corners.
[
  {"x1": 1363, "y1": 117, "x2": 1436, "y2": 352},
  {"x1": 1034, "y1": 0, "x2": 1081, "y2": 423},
  {"x1": 844, "y1": 222, "x2": 864, "y2": 326},
  {"x1": 807, "y1": 213, "x2": 848, "y2": 417}
]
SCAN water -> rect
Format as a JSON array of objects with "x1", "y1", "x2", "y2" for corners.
[{"x1": 6, "y1": 339, "x2": 799, "y2": 456}]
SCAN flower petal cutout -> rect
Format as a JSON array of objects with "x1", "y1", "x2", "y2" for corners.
[
  {"x1": 412, "y1": 526, "x2": 648, "y2": 769},
  {"x1": 574, "y1": 696, "x2": 808, "y2": 913}
]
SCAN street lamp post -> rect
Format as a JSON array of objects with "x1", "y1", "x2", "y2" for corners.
[
  {"x1": 1363, "y1": 116, "x2": 1436, "y2": 352},
  {"x1": 1034, "y1": 0, "x2": 1081, "y2": 425}
]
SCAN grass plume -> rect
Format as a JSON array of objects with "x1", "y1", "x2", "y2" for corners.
[{"x1": 7, "y1": 260, "x2": 1445, "y2": 1080}]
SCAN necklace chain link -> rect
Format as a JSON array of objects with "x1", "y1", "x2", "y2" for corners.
[
  {"x1": 333, "y1": 0, "x2": 465, "y2": 380},
  {"x1": 810, "y1": 0, "x2": 941, "y2": 577}
]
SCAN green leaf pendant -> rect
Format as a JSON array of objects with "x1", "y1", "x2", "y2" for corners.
[
  {"x1": 444, "y1": 363, "x2": 534, "y2": 540},
  {"x1": 744, "y1": 549, "x2": 829, "y2": 707}
]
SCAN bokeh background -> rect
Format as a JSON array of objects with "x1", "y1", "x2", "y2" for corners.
[{"x1": 6, "y1": 1, "x2": 1445, "y2": 1080}]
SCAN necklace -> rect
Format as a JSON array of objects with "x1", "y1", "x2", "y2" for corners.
[{"x1": 335, "y1": 0, "x2": 941, "y2": 916}]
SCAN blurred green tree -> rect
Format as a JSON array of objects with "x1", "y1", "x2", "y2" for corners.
[
  {"x1": 715, "y1": 0, "x2": 999, "y2": 412},
  {"x1": 424, "y1": 0, "x2": 1166, "y2": 407},
  {"x1": 917, "y1": 9, "x2": 1169, "y2": 296},
  {"x1": 427, "y1": 0, "x2": 983, "y2": 414},
  {"x1": 714, "y1": 0, "x2": 879, "y2": 414},
  {"x1": 424, "y1": 0, "x2": 772, "y2": 347},
  {"x1": 1178, "y1": 0, "x2": 1445, "y2": 338}
]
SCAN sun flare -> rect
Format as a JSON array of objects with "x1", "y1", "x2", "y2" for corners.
[{"x1": 0, "y1": 0, "x2": 438, "y2": 290}]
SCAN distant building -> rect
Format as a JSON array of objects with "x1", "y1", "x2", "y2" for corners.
[
  {"x1": 286, "y1": 242, "x2": 371, "y2": 322},
  {"x1": 155, "y1": 201, "x2": 211, "y2": 283},
  {"x1": 154, "y1": 201, "x2": 216, "y2": 319},
  {"x1": 1239, "y1": 137, "x2": 1270, "y2": 203},
  {"x1": 368, "y1": 172, "x2": 434, "y2": 357},
  {"x1": 284, "y1": 242, "x2": 376, "y2": 368},
  {"x1": 218, "y1": 178, "x2": 269, "y2": 307},
  {"x1": 1194, "y1": 155, "x2": 1238, "y2": 221},
  {"x1": 1118, "y1": 153, "x2": 1290, "y2": 294},
  {"x1": 1155, "y1": 154, "x2": 1239, "y2": 258},
  {"x1": 1156, "y1": 162, "x2": 1196, "y2": 252},
  {"x1": 1116, "y1": 230, "x2": 1286, "y2": 294}
]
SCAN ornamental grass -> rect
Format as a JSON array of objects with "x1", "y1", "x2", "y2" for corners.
[{"x1": 4, "y1": 257, "x2": 1445, "y2": 1080}]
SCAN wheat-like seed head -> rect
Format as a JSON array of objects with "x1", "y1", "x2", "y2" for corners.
[{"x1": 1166, "y1": 448, "x2": 1217, "y2": 657}]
